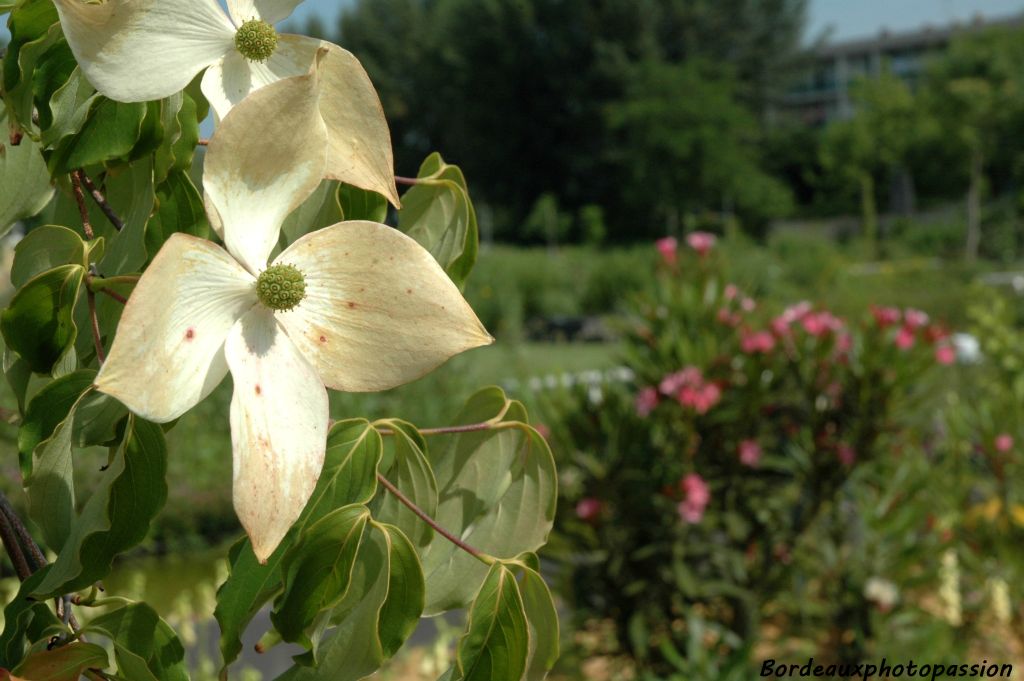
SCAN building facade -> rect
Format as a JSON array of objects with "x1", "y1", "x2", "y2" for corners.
[{"x1": 783, "y1": 12, "x2": 1023, "y2": 126}]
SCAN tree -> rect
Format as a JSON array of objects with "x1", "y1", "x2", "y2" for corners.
[
  {"x1": 923, "y1": 27, "x2": 1024, "y2": 261},
  {"x1": 607, "y1": 58, "x2": 792, "y2": 236},
  {"x1": 818, "y1": 73, "x2": 924, "y2": 258},
  {"x1": 339, "y1": 0, "x2": 807, "y2": 241}
]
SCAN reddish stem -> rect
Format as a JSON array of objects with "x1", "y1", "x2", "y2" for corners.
[{"x1": 376, "y1": 473, "x2": 491, "y2": 564}]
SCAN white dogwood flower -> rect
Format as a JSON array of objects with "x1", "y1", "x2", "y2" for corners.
[
  {"x1": 94, "y1": 62, "x2": 490, "y2": 562},
  {"x1": 53, "y1": 0, "x2": 399, "y2": 204}
]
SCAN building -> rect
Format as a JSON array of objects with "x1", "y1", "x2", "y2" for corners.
[{"x1": 782, "y1": 12, "x2": 1024, "y2": 126}]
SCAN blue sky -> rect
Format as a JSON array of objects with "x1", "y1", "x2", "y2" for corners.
[{"x1": 284, "y1": 0, "x2": 1024, "y2": 43}]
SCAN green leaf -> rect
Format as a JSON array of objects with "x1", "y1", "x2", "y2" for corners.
[
  {"x1": 21, "y1": 372, "x2": 95, "y2": 548},
  {"x1": 513, "y1": 562, "x2": 560, "y2": 680},
  {"x1": 1, "y1": 0, "x2": 60, "y2": 131},
  {"x1": 145, "y1": 169, "x2": 209, "y2": 258},
  {"x1": 419, "y1": 388, "x2": 557, "y2": 614},
  {"x1": 72, "y1": 390, "x2": 128, "y2": 448},
  {"x1": 95, "y1": 160, "x2": 157, "y2": 274},
  {"x1": 83, "y1": 603, "x2": 188, "y2": 681},
  {"x1": 11, "y1": 642, "x2": 108, "y2": 681},
  {"x1": 33, "y1": 417, "x2": 168, "y2": 598},
  {"x1": 276, "y1": 522, "x2": 424, "y2": 679},
  {"x1": 29, "y1": 39, "x2": 78, "y2": 133},
  {"x1": 0, "y1": 111, "x2": 55, "y2": 237},
  {"x1": 279, "y1": 180, "x2": 344, "y2": 249},
  {"x1": 453, "y1": 564, "x2": 529, "y2": 681},
  {"x1": 0, "y1": 568, "x2": 62, "y2": 670},
  {"x1": 338, "y1": 184, "x2": 388, "y2": 223},
  {"x1": 10, "y1": 226, "x2": 87, "y2": 289},
  {"x1": 19, "y1": 369, "x2": 94, "y2": 464},
  {"x1": 272, "y1": 505, "x2": 370, "y2": 645},
  {"x1": 39, "y1": 66, "x2": 99, "y2": 149},
  {"x1": 397, "y1": 153, "x2": 479, "y2": 288},
  {"x1": 0, "y1": 264, "x2": 83, "y2": 374},
  {"x1": 215, "y1": 420, "x2": 382, "y2": 672},
  {"x1": 129, "y1": 100, "x2": 166, "y2": 162},
  {"x1": 48, "y1": 98, "x2": 148, "y2": 174},
  {"x1": 3, "y1": 352, "x2": 33, "y2": 414},
  {"x1": 373, "y1": 522, "x2": 425, "y2": 658},
  {"x1": 153, "y1": 92, "x2": 200, "y2": 183},
  {"x1": 372, "y1": 420, "x2": 438, "y2": 547}
]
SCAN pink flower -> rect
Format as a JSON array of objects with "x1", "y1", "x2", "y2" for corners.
[
  {"x1": 935, "y1": 344, "x2": 956, "y2": 365},
  {"x1": 837, "y1": 442, "x2": 856, "y2": 466},
  {"x1": 904, "y1": 308, "x2": 930, "y2": 329},
  {"x1": 773, "y1": 301, "x2": 813, "y2": 335},
  {"x1": 635, "y1": 386, "x2": 660, "y2": 417},
  {"x1": 678, "y1": 474, "x2": 710, "y2": 524},
  {"x1": 741, "y1": 297, "x2": 756, "y2": 313},
  {"x1": 717, "y1": 308, "x2": 741, "y2": 327},
  {"x1": 872, "y1": 306, "x2": 902, "y2": 328},
  {"x1": 576, "y1": 497, "x2": 603, "y2": 522},
  {"x1": 895, "y1": 326, "x2": 915, "y2": 350},
  {"x1": 835, "y1": 333, "x2": 852, "y2": 354},
  {"x1": 724, "y1": 284, "x2": 739, "y2": 301},
  {"x1": 660, "y1": 367, "x2": 702, "y2": 396},
  {"x1": 995, "y1": 434, "x2": 1014, "y2": 453},
  {"x1": 741, "y1": 330, "x2": 776, "y2": 354},
  {"x1": 738, "y1": 439, "x2": 762, "y2": 467},
  {"x1": 686, "y1": 231, "x2": 716, "y2": 257},
  {"x1": 680, "y1": 383, "x2": 721, "y2": 414},
  {"x1": 802, "y1": 311, "x2": 843, "y2": 337},
  {"x1": 655, "y1": 237, "x2": 678, "y2": 266}
]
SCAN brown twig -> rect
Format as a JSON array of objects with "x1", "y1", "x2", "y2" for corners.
[
  {"x1": 87, "y1": 290, "x2": 106, "y2": 364},
  {"x1": 98, "y1": 288, "x2": 129, "y2": 305},
  {"x1": 0, "y1": 496, "x2": 46, "y2": 571},
  {"x1": 70, "y1": 171, "x2": 95, "y2": 240},
  {"x1": 395, "y1": 175, "x2": 419, "y2": 186},
  {"x1": 0, "y1": 493, "x2": 83, "y2": 633},
  {"x1": 375, "y1": 473, "x2": 493, "y2": 565},
  {"x1": 78, "y1": 171, "x2": 125, "y2": 232},
  {"x1": 0, "y1": 503, "x2": 32, "y2": 581}
]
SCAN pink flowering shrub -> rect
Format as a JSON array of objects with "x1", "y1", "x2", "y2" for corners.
[{"x1": 550, "y1": 238, "x2": 950, "y2": 674}]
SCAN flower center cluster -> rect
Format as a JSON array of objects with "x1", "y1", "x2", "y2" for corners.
[
  {"x1": 235, "y1": 19, "x2": 278, "y2": 62},
  {"x1": 257, "y1": 264, "x2": 306, "y2": 311}
]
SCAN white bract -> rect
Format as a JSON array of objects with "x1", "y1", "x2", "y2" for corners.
[
  {"x1": 94, "y1": 63, "x2": 491, "y2": 562},
  {"x1": 53, "y1": 0, "x2": 399, "y2": 204}
]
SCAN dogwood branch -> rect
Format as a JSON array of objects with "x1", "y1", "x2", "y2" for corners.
[
  {"x1": 87, "y1": 290, "x2": 106, "y2": 364},
  {"x1": 0, "y1": 501, "x2": 32, "y2": 580},
  {"x1": 78, "y1": 171, "x2": 125, "y2": 232},
  {"x1": 375, "y1": 473, "x2": 494, "y2": 565},
  {"x1": 377, "y1": 420, "x2": 520, "y2": 437},
  {"x1": 70, "y1": 171, "x2": 95, "y2": 240}
]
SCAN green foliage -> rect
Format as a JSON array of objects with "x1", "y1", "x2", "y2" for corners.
[
  {"x1": 419, "y1": 388, "x2": 557, "y2": 614},
  {"x1": 83, "y1": 603, "x2": 189, "y2": 681},
  {"x1": 11, "y1": 642, "x2": 108, "y2": 681},
  {"x1": 272, "y1": 505, "x2": 370, "y2": 645},
  {"x1": 0, "y1": 264, "x2": 83, "y2": 374},
  {"x1": 33, "y1": 417, "x2": 168, "y2": 598},
  {"x1": 398, "y1": 153, "x2": 479, "y2": 288},
  {"x1": 454, "y1": 564, "x2": 529, "y2": 681}
]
